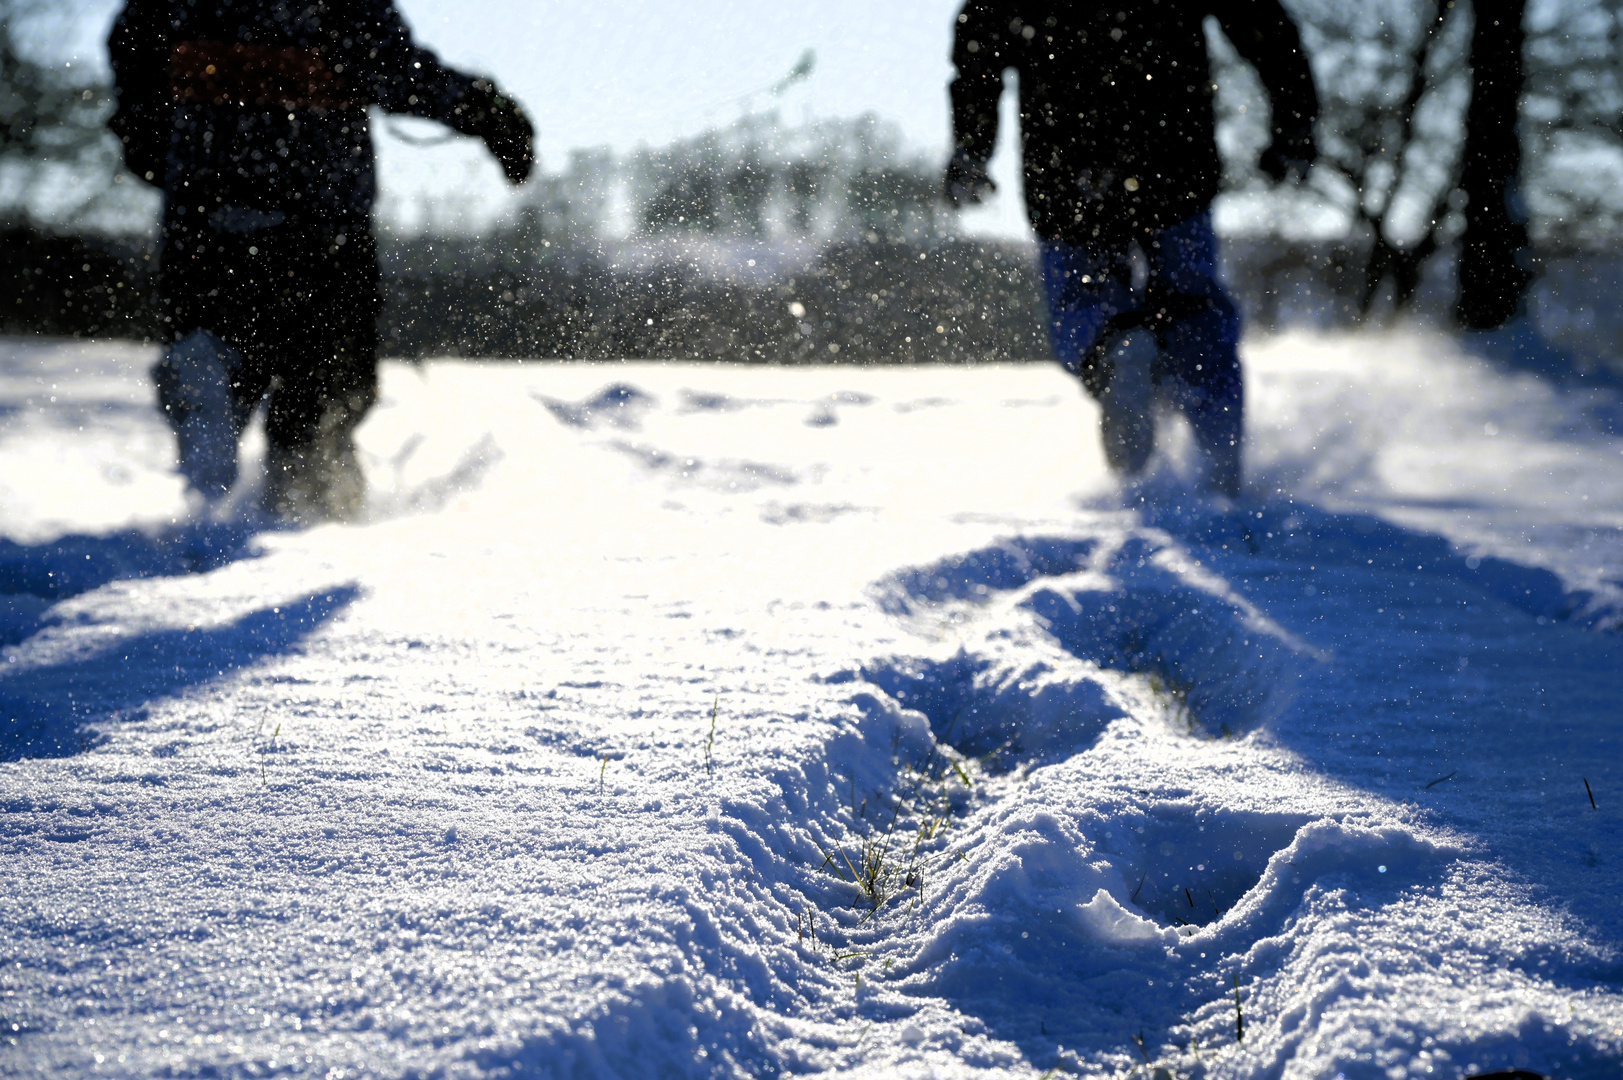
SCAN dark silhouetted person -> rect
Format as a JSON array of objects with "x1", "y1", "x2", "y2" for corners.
[
  {"x1": 945, "y1": 1, "x2": 1317, "y2": 496},
  {"x1": 109, "y1": 0, "x2": 533, "y2": 520}
]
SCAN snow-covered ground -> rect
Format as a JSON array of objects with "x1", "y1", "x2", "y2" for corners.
[{"x1": 1, "y1": 329, "x2": 1620, "y2": 1079}]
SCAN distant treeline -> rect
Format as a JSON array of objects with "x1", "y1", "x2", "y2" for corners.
[
  {"x1": 1, "y1": 226, "x2": 1049, "y2": 363},
  {"x1": 376, "y1": 234, "x2": 1047, "y2": 363},
  {"x1": 1, "y1": 226, "x2": 153, "y2": 339},
  {"x1": 5, "y1": 224, "x2": 1620, "y2": 375},
  {"x1": 524, "y1": 114, "x2": 954, "y2": 247}
]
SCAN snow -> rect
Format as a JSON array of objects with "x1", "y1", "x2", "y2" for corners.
[{"x1": 1, "y1": 329, "x2": 1620, "y2": 1079}]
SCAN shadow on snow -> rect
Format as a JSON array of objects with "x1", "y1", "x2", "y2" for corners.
[
  {"x1": 0, "y1": 584, "x2": 359, "y2": 761},
  {"x1": 0, "y1": 520, "x2": 270, "y2": 648},
  {"x1": 860, "y1": 496, "x2": 1623, "y2": 1077}
]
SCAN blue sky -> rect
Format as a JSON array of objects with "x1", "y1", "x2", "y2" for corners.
[{"x1": 385, "y1": 0, "x2": 961, "y2": 158}]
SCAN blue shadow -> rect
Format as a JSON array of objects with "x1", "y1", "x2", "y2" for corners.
[
  {"x1": 869, "y1": 496, "x2": 1623, "y2": 1076},
  {"x1": 0, "y1": 521, "x2": 269, "y2": 647},
  {"x1": 0, "y1": 584, "x2": 359, "y2": 761}
]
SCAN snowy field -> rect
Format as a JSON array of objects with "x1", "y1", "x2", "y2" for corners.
[{"x1": 1, "y1": 330, "x2": 1621, "y2": 1079}]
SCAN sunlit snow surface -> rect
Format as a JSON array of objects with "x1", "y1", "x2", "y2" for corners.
[{"x1": 1, "y1": 330, "x2": 1621, "y2": 1079}]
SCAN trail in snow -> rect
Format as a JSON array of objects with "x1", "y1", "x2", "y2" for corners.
[{"x1": 0, "y1": 330, "x2": 1619, "y2": 1079}]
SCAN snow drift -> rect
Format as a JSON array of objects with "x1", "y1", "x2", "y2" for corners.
[{"x1": 1, "y1": 328, "x2": 1620, "y2": 1079}]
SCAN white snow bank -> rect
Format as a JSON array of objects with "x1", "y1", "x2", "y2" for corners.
[
  {"x1": 1247, "y1": 328, "x2": 1623, "y2": 629},
  {"x1": 0, "y1": 329, "x2": 1620, "y2": 1079}
]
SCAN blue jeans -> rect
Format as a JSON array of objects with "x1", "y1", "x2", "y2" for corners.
[{"x1": 1040, "y1": 213, "x2": 1243, "y2": 456}]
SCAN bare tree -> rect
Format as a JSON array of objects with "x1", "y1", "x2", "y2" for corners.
[
  {"x1": 1252, "y1": 0, "x2": 1472, "y2": 317},
  {"x1": 1220, "y1": 0, "x2": 1597, "y2": 329},
  {"x1": 1456, "y1": 0, "x2": 1533, "y2": 329},
  {"x1": 0, "y1": 0, "x2": 131, "y2": 230}
]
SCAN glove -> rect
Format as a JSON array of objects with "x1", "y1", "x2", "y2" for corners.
[
  {"x1": 1259, "y1": 128, "x2": 1315, "y2": 184},
  {"x1": 462, "y1": 79, "x2": 535, "y2": 185},
  {"x1": 484, "y1": 93, "x2": 535, "y2": 185},
  {"x1": 944, "y1": 148, "x2": 996, "y2": 208}
]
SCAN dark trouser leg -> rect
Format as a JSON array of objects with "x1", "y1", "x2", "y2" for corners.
[
  {"x1": 261, "y1": 321, "x2": 378, "y2": 458},
  {"x1": 256, "y1": 231, "x2": 380, "y2": 521},
  {"x1": 1039, "y1": 240, "x2": 1133, "y2": 385},
  {"x1": 1148, "y1": 213, "x2": 1244, "y2": 496},
  {"x1": 1039, "y1": 240, "x2": 1157, "y2": 475},
  {"x1": 155, "y1": 218, "x2": 277, "y2": 497},
  {"x1": 159, "y1": 218, "x2": 380, "y2": 518},
  {"x1": 259, "y1": 233, "x2": 380, "y2": 455}
]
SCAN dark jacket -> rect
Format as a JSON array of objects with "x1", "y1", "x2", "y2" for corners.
[
  {"x1": 108, "y1": 0, "x2": 517, "y2": 232},
  {"x1": 950, "y1": 0, "x2": 1318, "y2": 244}
]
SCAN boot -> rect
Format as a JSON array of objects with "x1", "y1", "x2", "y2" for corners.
[{"x1": 263, "y1": 431, "x2": 365, "y2": 523}]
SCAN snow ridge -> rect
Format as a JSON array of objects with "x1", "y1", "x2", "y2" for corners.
[{"x1": 2, "y1": 341, "x2": 1621, "y2": 1078}]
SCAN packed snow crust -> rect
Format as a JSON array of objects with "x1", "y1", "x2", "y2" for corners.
[{"x1": 1, "y1": 329, "x2": 1621, "y2": 1079}]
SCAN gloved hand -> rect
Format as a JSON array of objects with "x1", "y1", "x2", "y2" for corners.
[
  {"x1": 944, "y1": 148, "x2": 996, "y2": 208},
  {"x1": 464, "y1": 79, "x2": 535, "y2": 185},
  {"x1": 1259, "y1": 128, "x2": 1315, "y2": 184}
]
